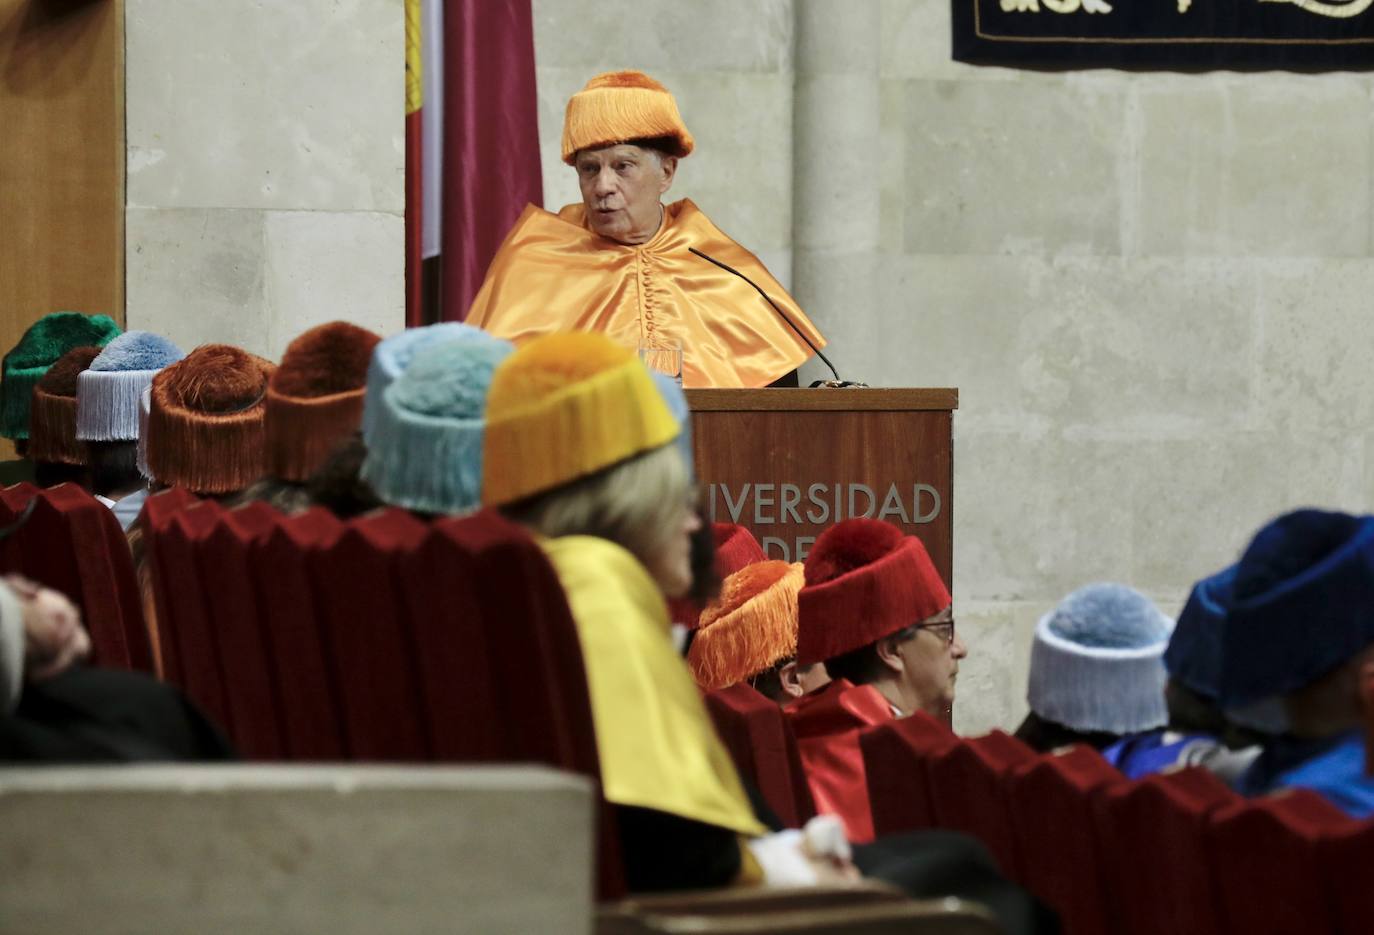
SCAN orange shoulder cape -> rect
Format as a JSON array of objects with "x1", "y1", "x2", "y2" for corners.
[{"x1": 465, "y1": 199, "x2": 826, "y2": 388}]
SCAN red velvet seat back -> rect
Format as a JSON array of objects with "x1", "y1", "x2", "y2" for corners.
[
  {"x1": 191, "y1": 501, "x2": 288, "y2": 759},
  {"x1": 0, "y1": 484, "x2": 151, "y2": 672},
  {"x1": 859, "y1": 712, "x2": 957, "y2": 836},
  {"x1": 247, "y1": 509, "x2": 347, "y2": 759},
  {"x1": 138, "y1": 487, "x2": 201, "y2": 684},
  {"x1": 395, "y1": 524, "x2": 501, "y2": 761},
  {"x1": 1319, "y1": 815, "x2": 1374, "y2": 935},
  {"x1": 151, "y1": 502, "x2": 233, "y2": 733},
  {"x1": 924, "y1": 730, "x2": 1037, "y2": 880},
  {"x1": 1006, "y1": 744, "x2": 1124, "y2": 935},
  {"x1": 705, "y1": 683, "x2": 816, "y2": 829},
  {"x1": 438, "y1": 512, "x2": 600, "y2": 773},
  {"x1": 1093, "y1": 768, "x2": 1236, "y2": 935},
  {"x1": 1207, "y1": 789, "x2": 1346, "y2": 935},
  {"x1": 310, "y1": 508, "x2": 432, "y2": 760},
  {"x1": 435, "y1": 511, "x2": 622, "y2": 900}
]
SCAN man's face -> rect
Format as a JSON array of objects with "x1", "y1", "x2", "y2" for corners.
[
  {"x1": 574, "y1": 144, "x2": 676, "y2": 245},
  {"x1": 888, "y1": 606, "x2": 967, "y2": 719}
]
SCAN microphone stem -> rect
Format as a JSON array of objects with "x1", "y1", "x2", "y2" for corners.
[{"x1": 688, "y1": 246, "x2": 842, "y2": 384}]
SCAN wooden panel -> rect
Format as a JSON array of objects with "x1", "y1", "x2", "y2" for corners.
[
  {"x1": 686, "y1": 387, "x2": 958, "y2": 412},
  {"x1": 691, "y1": 398, "x2": 954, "y2": 588},
  {"x1": 0, "y1": 0, "x2": 124, "y2": 453}
]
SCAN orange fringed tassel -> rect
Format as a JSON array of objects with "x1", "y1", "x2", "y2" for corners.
[
  {"x1": 28, "y1": 390, "x2": 87, "y2": 465},
  {"x1": 688, "y1": 561, "x2": 805, "y2": 691},
  {"x1": 264, "y1": 387, "x2": 365, "y2": 483},
  {"x1": 561, "y1": 70, "x2": 694, "y2": 163}
]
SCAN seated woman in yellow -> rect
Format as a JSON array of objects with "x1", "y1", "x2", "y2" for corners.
[{"x1": 480, "y1": 332, "x2": 852, "y2": 890}]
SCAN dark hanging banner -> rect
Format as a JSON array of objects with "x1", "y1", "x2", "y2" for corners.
[{"x1": 953, "y1": 0, "x2": 1374, "y2": 70}]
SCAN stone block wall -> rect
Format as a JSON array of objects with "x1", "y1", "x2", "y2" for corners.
[{"x1": 124, "y1": 0, "x2": 405, "y2": 358}]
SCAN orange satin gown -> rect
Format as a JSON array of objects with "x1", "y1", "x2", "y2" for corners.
[{"x1": 465, "y1": 199, "x2": 827, "y2": 388}]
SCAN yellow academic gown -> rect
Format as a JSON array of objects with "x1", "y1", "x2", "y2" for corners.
[
  {"x1": 466, "y1": 199, "x2": 827, "y2": 388},
  {"x1": 541, "y1": 534, "x2": 766, "y2": 837}
]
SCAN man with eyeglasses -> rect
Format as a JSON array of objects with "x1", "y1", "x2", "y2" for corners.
[{"x1": 785, "y1": 518, "x2": 966, "y2": 843}]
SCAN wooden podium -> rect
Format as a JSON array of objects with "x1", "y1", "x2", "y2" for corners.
[{"x1": 686, "y1": 388, "x2": 957, "y2": 588}]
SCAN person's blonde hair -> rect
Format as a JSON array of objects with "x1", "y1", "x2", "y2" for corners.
[{"x1": 502, "y1": 442, "x2": 690, "y2": 569}]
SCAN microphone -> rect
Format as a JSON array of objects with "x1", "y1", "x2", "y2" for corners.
[{"x1": 688, "y1": 246, "x2": 862, "y2": 387}]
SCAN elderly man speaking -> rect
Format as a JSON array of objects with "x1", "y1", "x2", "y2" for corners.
[{"x1": 465, "y1": 71, "x2": 827, "y2": 388}]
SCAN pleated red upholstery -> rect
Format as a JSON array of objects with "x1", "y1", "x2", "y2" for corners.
[
  {"x1": 192, "y1": 501, "x2": 288, "y2": 759},
  {"x1": 311, "y1": 508, "x2": 432, "y2": 761},
  {"x1": 157, "y1": 503, "x2": 234, "y2": 734},
  {"x1": 859, "y1": 711, "x2": 957, "y2": 836},
  {"x1": 1320, "y1": 815, "x2": 1374, "y2": 935},
  {"x1": 396, "y1": 522, "x2": 501, "y2": 761},
  {"x1": 1006, "y1": 744, "x2": 1124, "y2": 935},
  {"x1": 437, "y1": 510, "x2": 623, "y2": 900},
  {"x1": 248, "y1": 509, "x2": 347, "y2": 758},
  {"x1": 0, "y1": 484, "x2": 151, "y2": 672},
  {"x1": 924, "y1": 730, "x2": 1037, "y2": 880},
  {"x1": 139, "y1": 487, "x2": 201, "y2": 685},
  {"x1": 1207, "y1": 789, "x2": 1346, "y2": 935},
  {"x1": 1093, "y1": 768, "x2": 1236, "y2": 935},
  {"x1": 705, "y1": 683, "x2": 817, "y2": 829}
]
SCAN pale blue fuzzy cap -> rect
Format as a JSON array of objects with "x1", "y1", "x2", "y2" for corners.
[
  {"x1": 362, "y1": 323, "x2": 498, "y2": 443},
  {"x1": 77, "y1": 332, "x2": 186, "y2": 441},
  {"x1": 360, "y1": 336, "x2": 514, "y2": 515},
  {"x1": 88, "y1": 331, "x2": 184, "y2": 373},
  {"x1": 1027, "y1": 583, "x2": 1174, "y2": 735},
  {"x1": 648, "y1": 370, "x2": 694, "y2": 476}
]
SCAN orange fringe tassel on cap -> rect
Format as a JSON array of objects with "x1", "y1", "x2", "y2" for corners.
[
  {"x1": 561, "y1": 70, "x2": 695, "y2": 164},
  {"x1": 264, "y1": 321, "x2": 381, "y2": 483},
  {"x1": 147, "y1": 344, "x2": 276, "y2": 495},
  {"x1": 29, "y1": 346, "x2": 102, "y2": 465},
  {"x1": 689, "y1": 560, "x2": 805, "y2": 691}
]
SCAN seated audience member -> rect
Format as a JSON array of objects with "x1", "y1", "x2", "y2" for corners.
[
  {"x1": 1104, "y1": 566, "x2": 1264, "y2": 783},
  {"x1": 361, "y1": 334, "x2": 513, "y2": 516},
  {"x1": 482, "y1": 333, "x2": 779, "y2": 890},
  {"x1": 27, "y1": 346, "x2": 103, "y2": 488},
  {"x1": 1014, "y1": 583, "x2": 1172, "y2": 755},
  {"x1": 146, "y1": 344, "x2": 276, "y2": 497},
  {"x1": 480, "y1": 337, "x2": 1050, "y2": 933},
  {"x1": 240, "y1": 321, "x2": 381, "y2": 514},
  {"x1": 0, "y1": 575, "x2": 231, "y2": 762},
  {"x1": 787, "y1": 518, "x2": 962, "y2": 843},
  {"x1": 1223, "y1": 509, "x2": 1374, "y2": 816},
  {"x1": 0, "y1": 311, "x2": 121, "y2": 458},
  {"x1": 75, "y1": 331, "x2": 185, "y2": 530},
  {"x1": 688, "y1": 560, "x2": 806, "y2": 701}
]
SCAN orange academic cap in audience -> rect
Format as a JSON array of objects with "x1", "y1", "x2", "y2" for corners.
[
  {"x1": 28, "y1": 345, "x2": 102, "y2": 465},
  {"x1": 689, "y1": 560, "x2": 804, "y2": 691},
  {"x1": 265, "y1": 321, "x2": 381, "y2": 483},
  {"x1": 148, "y1": 344, "x2": 275, "y2": 495},
  {"x1": 796, "y1": 518, "x2": 950, "y2": 667}
]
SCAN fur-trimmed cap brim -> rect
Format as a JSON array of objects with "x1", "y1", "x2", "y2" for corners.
[{"x1": 561, "y1": 70, "x2": 694, "y2": 164}]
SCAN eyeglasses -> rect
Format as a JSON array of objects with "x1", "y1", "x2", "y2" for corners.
[{"x1": 911, "y1": 620, "x2": 956, "y2": 646}]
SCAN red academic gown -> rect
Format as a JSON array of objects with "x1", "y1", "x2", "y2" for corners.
[{"x1": 785, "y1": 679, "x2": 896, "y2": 843}]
